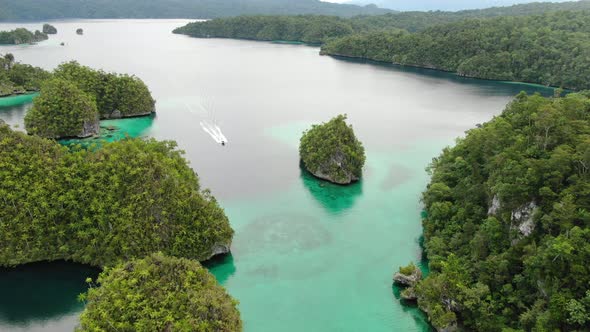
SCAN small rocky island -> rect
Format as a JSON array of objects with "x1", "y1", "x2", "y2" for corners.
[
  {"x1": 42, "y1": 23, "x2": 57, "y2": 34},
  {"x1": 76, "y1": 28, "x2": 84, "y2": 35},
  {"x1": 299, "y1": 114, "x2": 365, "y2": 184},
  {"x1": 0, "y1": 28, "x2": 48, "y2": 45}
]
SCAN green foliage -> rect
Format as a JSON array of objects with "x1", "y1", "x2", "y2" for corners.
[
  {"x1": 322, "y1": 11, "x2": 590, "y2": 90},
  {"x1": 174, "y1": 1, "x2": 590, "y2": 45},
  {"x1": 0, "y1": 54, "x2": 50, "y2": 96},
  {"x1": 300, "y1": 114, "x2": 365, "y2": 184},
  {"x1": 0, "y1": 28, "x2": 47, "y2": 45},
  {"x1": 24, "y1": 78, "x2": 99, "y2": 138},
  {"x1": 42, "y1": 23, "x2": 57, "y2": 34},
  {"x1": 174, "y1": 15, "x2": 355, "y2": 44},
  {"x1": 399, "y1": 262, "x2": 417, "y2": 276},
  {"x1": 77, "y1": 253, "x2": 242, "y2": 332},
  {"x1": 0, "y1": 124, "x2": 234, "y2": 267},
  {"x1": 415, "y1": 92, "x2": 590, "y2": 331},
  {"x1": 54, "y1": 61, "x2": 155, "y2": 118}
]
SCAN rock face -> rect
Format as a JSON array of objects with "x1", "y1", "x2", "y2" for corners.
[
  {"x1": 487, "y1": 195, "x2": 501, "y2": 215},
  {"x1": 210, "y1": 243, "x2": 231, "y2": 258},
  {"x1": 78, "y1": 118, "x2": 100, "y2": 138},
  {"x1": 393, "y1": 267, "x2": 422, "y2": 287},
  {"x1": 511, "y1": 201, "x2": 537, "y2": 237},
  {"x1": 309, "y1": 151, "x2": 359, "y2": 185}
]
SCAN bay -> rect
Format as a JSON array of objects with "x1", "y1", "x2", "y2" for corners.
[{"x1": 0, "y1": 19, "x2": 552, "y2": 332}]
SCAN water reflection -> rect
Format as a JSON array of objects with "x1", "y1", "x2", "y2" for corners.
[
  {"x1": 0, "y1": 261, "x2": 99, "y2": 326},
  {"x1": 300, "y1": 164, "x2": 363, "y2": 214},
  {"x1": 203, "y1": 253, "x2": 237, "y2": 285}
]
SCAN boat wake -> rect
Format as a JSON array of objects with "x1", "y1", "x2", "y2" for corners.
[
  {"x1": 184, "y1": 101, "x2": 228, "y2": 144},
  {"x1": 200, "y1": 120, "x2": 228, "y2": 144}
]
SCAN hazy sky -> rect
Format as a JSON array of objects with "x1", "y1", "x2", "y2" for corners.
[{"x1": 322, "y1": 0, "x2": 572, "y2": 11}]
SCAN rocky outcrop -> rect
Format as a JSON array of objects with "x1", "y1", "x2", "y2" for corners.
[
  {"x1": 487, "y1": 195, "x2": 501, "y2": 215},
  {"x1": 76, "y1": 28, "x2": 84, "y2": 35},
  {"x1": 308, "y1": 150, "x2": 359, "y2": 185},
  {"x1": 77, "y1": 118, "x2": 100, "y2": 138},
  {"x1": 511, "y1": 201, "x2": 537, "y2": 237},
  {"x1": 393, "y1": 267, "x2": 422, "y2": 287},
  {"x1": 103, "y1": 109, "x2": 155, "y2": 119},
  {"x1": 209, "y1": 243, "x2": 231, "y2": 258},
  {"x1": 42, "y1": 24, "x2": 57, "y2": 34}
]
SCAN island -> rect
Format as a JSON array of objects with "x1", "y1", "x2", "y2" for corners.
[
  {"x1": 54, "y1": 61, "x2": 156, "y2": 119},
  {"x1": 0, "y1": 122, "x2": 234, "y2": 268},
  {"x1": 24, "y1": 78, "x2": 99, "y2": 138},
  {"x1": 299, "y1": 114, "x2": 365, "y2": 185},
  {"x1": 0, "y1": 54, "x2": 51, "y2": 97},
  {"x1": 78, "y1": 253, "x2": 242, "y2": 331},
  {"x1": 42, "y1": 23, "x2": 57, "y2": 34},
  {"x1": 0, "y1": 28, "x2": 48, "y2": 45},
  {"x1": 76, "y1": 28, "x2": 84, "y2": 35},
  {"x1": 401, "y1": 91, "x2": 590, "y2": 331},
  {"x1": 321, "y1": 11, "x2": 590, "y2": 90}
]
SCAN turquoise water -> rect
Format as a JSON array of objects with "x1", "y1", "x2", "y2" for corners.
[
  {"x1": 0, "y1": 19, "x2": 554, "y2": 332},
  {"x1": 0, "y1": 93, "x2": 38, "y2": 107}
]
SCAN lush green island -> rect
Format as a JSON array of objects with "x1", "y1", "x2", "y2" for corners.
[
  {"x1": 0, "y1": 28, "x2": 47, "y2": 45},
  {"x1": 173, "y1": 1, "x2": 590, "y2": 44},
  {"x1": 321, "y1": 10, "x2": 590, "y2": 90},
  {"x1": 0, "y1": 122, "x2": 234, "y2": 267},
  {"x1": 19, "y1": 61, "x2": 155, "y2": 139},
  {"x1": 0, "y1": 53, "x2": 50, "y2": 96},
  {"x1": 300, "y1": 114, "x2": 365, "y2": 185},
  {"x1": 25, "y1": 78, "x2": 100, "y2": 138},
  {"x1": 174, "y1": 15, "x2": 354, "y2": 44},
  {"x1": 78, "y1": 253, "x2": 242, "y2": 331},
  {"x1": 42, "y1": 23, "x2": 57, "y2": 34},
  {"x1": 0, "y1": 0, "x2": 390, "y2": 21},
  {"x1": 54, "y1": 61, "x2": 155, "y2": 119},
  {"x1": 401, "y1": 91, "x2": 590, "y2": 331}
]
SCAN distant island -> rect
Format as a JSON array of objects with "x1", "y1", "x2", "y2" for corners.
[
  {"x1": 300, "y1": 114, "x2": 365, "y2": 185},
  {"x1": 76, "y1": 28, "x2": 83, "y2": 35},
  {"x1": 42, "y1": 23, "x2": 57, "y2": 34},
  {"x1": 0, "y1": 28, "x2": 47, "y2": 45}
]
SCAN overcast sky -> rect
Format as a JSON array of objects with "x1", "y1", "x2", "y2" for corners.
[{"x1": 322, "y1": 0, "x2": 572, "y2": 11}]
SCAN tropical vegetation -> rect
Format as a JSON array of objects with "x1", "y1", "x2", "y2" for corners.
[
  {"x1": 0, "y1": 123, "x2": 234, "y2": 267},
  {"x1": 0, "y1": 53, "x2": 50, "y2": 96},
  {"x1": 53, "y1": 61, "x2": 155, "y2": 118},
  {"x1": 413, "y1": 91, "x2": 590, "y2": 331},
  {"x1": 24, "y1": 78, "x2": 99, "y2": 138},
  {"x1": 321, "y1": 11, "x2": 590, "y2": 90},
  {"x1": 78, "y1": 253, "x2": 242, "y2": 332},
  {"x1": 300, "y1": 114, "x2": 365, "y2": 184},
  {"x1": 0, "y1": 28, "x2": 47, "y2": 45}
]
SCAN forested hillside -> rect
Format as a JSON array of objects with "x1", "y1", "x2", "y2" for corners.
[
  {"x1": 416, "y1": 91, "x2": 590, "y2": 331},
  {"x1": 0, "y1": 0, "x2": 390, "y2": 21},
  {"x1": 321, "y1": 11, "x2": 590, "y2": 90}
]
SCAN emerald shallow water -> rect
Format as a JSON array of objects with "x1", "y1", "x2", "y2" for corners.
[{"x1": 0, "y1": 19, "x2": 553, "y2": 332}]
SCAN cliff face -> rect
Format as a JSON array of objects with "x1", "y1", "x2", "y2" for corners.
[{"x1": 306, "y1": 150, "x2": 360, "y2": 185}]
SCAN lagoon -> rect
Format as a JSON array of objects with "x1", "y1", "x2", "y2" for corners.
[{"x1": 0, "y1": 19, "x2": 552, "y2": 332}]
